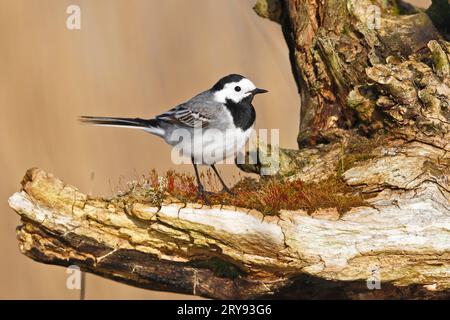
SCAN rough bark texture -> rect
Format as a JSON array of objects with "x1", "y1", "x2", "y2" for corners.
[
  {"x1": 255, "y1": 0, "x2": 449, "y2": 146},
  {"x1": 8, "y1": 0, "x2": 450, "y2": 299}
]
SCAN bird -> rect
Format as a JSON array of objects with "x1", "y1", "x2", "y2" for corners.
[{"x1": 80, "y1": 74, "x2": 268, "y2": 203}]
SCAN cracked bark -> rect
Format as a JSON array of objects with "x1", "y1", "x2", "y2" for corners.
[{"x1": 7, "y1": 0, "x2": 450, "y2": 299}]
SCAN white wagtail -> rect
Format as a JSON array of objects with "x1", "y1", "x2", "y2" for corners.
[{"x1": 80, "y1": 74, "x2": 267, "y2": 203}]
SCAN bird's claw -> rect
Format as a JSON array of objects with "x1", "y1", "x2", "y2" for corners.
[{"x1": 196, "y1": 188, "x2": 213, "y2": 205}]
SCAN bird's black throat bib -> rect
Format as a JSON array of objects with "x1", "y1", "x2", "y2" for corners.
[{"x1": 224, "y1": 96, "x2": 256, "y2": 131}]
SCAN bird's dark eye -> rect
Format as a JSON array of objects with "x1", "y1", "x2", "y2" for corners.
[{"x1": 234, "y1": 86, "x2": 241, "y2": 92}]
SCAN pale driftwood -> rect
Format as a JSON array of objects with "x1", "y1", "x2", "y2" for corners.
[{"x1": 8, "y1": 165, "x2": 450, "y2": 299}]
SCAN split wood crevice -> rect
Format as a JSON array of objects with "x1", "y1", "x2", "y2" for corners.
[{"x1": 8, "y1": 0, "x2": 450, "y2": 299}]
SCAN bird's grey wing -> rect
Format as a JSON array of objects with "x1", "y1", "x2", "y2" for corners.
[{"x1": 156, "y1": 93, "x2": 219, "y2": 128}]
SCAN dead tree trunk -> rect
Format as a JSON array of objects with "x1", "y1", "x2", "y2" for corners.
[
  {"x1": 254, "y1": 0, "x2": 448, "y2": 147},
  {"x1": 8, "y1": 0, "x2": 450, "y2": 299}
]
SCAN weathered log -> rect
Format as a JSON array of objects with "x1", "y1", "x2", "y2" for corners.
[{"x1": 8, "y1": 167, "x2": 450, "y2": 299}]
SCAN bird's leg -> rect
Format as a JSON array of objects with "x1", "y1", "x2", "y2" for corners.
[
  {"x1": 210, "y1": 164, "x2": 234, "y2": 195},
  {"x1": 192, "y1": 158, "x2": 210, "y2": 205}
]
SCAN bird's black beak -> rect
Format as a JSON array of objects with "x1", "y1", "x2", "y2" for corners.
[{"x1": 251, "y1": 88, "x2": 268, "y2": 95}]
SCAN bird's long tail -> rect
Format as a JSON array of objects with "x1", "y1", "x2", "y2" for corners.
[{"x1": 79, "y1": 116, "x2": 165, "y2": 136}]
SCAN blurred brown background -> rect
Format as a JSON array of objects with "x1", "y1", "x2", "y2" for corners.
[{"x1": 0, "y1": 0, "x2": 429, "y2": 299}]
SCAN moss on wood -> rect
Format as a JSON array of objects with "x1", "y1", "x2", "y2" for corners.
[{"x1": 116, "y1": 169, "x2": 370, "y2": 216}]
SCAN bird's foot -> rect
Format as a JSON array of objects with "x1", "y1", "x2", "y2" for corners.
[{"x1": 196, "y1": 188, "x2": 213, "y2": 205}]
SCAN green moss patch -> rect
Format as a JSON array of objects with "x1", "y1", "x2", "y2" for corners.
[{"x1": 336, "y1": 134, "x2": 388, "y2": 177}]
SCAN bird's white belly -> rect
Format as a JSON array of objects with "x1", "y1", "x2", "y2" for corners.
[{"x1": 173, "y1": 127, "x2": 253, "y2": 165}]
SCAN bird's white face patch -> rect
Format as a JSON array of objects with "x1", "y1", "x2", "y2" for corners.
[{"x1": 213, "y1": 78, "x2": 257, "y2": 103}]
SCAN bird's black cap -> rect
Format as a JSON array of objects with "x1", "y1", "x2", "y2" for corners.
[{"x1": 211, "y1": 74, "x2": 245, "y2": 91}]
